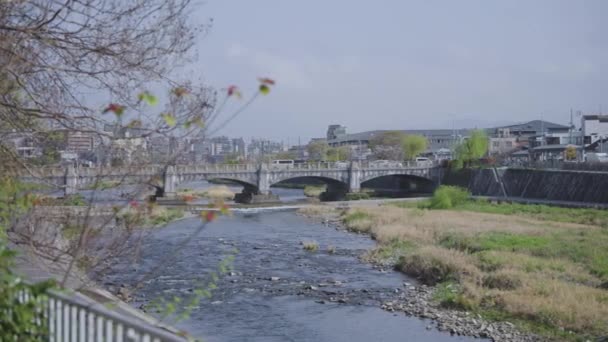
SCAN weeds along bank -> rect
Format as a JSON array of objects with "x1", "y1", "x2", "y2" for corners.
[{"x1": 299, "y1": 188, "x2": 608, "y2": 341}]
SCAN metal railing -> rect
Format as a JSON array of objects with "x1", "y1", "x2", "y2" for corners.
[{"x1": 15, "y1": 288, "x2": 185, "y2": 342}]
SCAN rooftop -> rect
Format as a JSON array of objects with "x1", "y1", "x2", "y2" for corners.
[
  {"x1": 582, "y1": 115, "x2": 608, "y2": 122},
  {"x1": 491, "y1": 120, "x2": 570, "y2": 133},
  {"x1": 326, "y1": 129, "x2": 471, "y2": 145}
]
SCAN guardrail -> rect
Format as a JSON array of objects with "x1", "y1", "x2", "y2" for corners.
[{"x1": 15, "y1": 287, "x2": 185, "y2": 342}]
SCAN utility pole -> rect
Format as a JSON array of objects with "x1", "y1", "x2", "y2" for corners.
[{"x1": 569, "y1": 108, "x2": 574, "y2": 145}]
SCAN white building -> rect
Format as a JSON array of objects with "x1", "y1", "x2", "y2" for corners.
[{"x1": 581, "y1": 115, "x2": 608, "y2": 146}]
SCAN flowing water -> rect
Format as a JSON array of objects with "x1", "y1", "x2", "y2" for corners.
[{"x1": 102, "y1": 209, "x2": 480, "y2": 342}]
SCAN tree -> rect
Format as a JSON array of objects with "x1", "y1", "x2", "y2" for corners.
[
  {"x1": 326, "y1": 146, "x2": 351, "y2": 162},
  {"x1": 0, "y1": 1, "x2": 275, "y2": 336},
  {"x1": 369, "y1": 131, "x2": 407, "y2": 160},
  {"x1": 273, "y1": 151, "x2": 297, "y2": 160},
  {"x1": 402, "y1": 135, "x2": 428, "y2": 160},
  {"x1": 454, "y1": 129, "x2": 489, "y2": 168},
  {"x1": 307, "y1": 140, "x2": 329, "y2": 161},
  {"x1": 564, "y1": 145, "x2": 577, "y2": 161}
]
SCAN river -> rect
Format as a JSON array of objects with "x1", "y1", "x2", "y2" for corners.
[{"x1": 101, "y1": 208, "x2": 479, "y2": 342}]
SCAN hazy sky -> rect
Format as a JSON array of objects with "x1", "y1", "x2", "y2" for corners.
[{"x1": 187, "y1": 0, "x2": 608, "y2": 143}]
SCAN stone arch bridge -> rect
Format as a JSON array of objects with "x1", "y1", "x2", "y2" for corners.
[{"x1": 21, "y1": 162, "x2": 444, "y2": 202}]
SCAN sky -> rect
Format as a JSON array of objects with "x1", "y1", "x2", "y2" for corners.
[{"x1": 183, "y1": 0, "x2": 608, "y2": 144}]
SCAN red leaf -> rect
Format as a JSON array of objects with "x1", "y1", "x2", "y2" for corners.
[
  {"x1": 227, "y1": 85, "x2": 242, "y2": 99},
  {"x1": 227, "y1": 85, "x2": 237, "y2": 96},
  {"x1": 205, "y1": 211, "x2": 216, "y2": 222},
  {"x1": 258, "y1": 77, "x2": 276, "y2": 85},
  {"x1": 103, "y1": 103, "x2": 125, "y2": 116}
]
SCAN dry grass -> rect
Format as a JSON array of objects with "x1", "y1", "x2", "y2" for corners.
[
  {"x1": 178, "y1": 186, "x2": 235, "y2": 200},
  {"x1": 297, "y1": 205, "x2": 334, "y2": 217},
  {"x1": 301, "y1": 240, "x2": 319, "y2": 252},
  {"x1": 397, "y1": 245, "x2": 482, "y2": 285},
  {"x1": 496, "y1": 277, "x2": 608, "y2": 334},
  {"x1": 338, "y1": 205, "x2": 608, "y2": 339},
  {"x1": 201, "y1": 186, "x2": 235, "y2": 200}
]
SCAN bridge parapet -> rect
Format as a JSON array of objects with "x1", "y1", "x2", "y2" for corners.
[{"x1": 21, "y1": 162, "x2": 444, "y2": 199}]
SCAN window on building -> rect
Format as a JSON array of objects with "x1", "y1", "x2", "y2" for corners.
[
  {"x1": 506, "y1": 141, "x2": 513, "y2": 148},
  {"x1": 492, "y1": 141, "x2": 499, "y2": 148}
]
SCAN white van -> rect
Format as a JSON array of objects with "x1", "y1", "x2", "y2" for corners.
[
  {"x1": 415, "y1": 157, "x2": 432, "y2": 166},
  {"x1": 271, "y1": 159, "x2": 294, "y2": 168}
]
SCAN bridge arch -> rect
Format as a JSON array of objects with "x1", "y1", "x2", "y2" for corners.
[
  {"x1": 174, "y1": 173, "x2": 259, "y2": 193},
  {"x1": 269, "y1": 175, "x2": 347, "y2": 189}
]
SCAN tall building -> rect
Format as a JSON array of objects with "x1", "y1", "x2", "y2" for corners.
[{"x1": 326, "y1": 125, "x2": 347, "y2": 141}]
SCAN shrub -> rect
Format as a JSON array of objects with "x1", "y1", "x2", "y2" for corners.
[
  {"x1": 434, "y1": 282, "x2": 476, "y2": 310},
  {"x1": 302, "y1": 241, "x2": 319, "y2": 252},
  {"x1": 483, "y1": 271, "x2": 523, "y2": 290},
  {"x1": 303, "y1": 185, "x2": 325, "y2": 197},
  {"x1": 397, "y1": 246, "x2": 480, "y2": 285},
  {"x1": 342, "y1": 210, "x2": 373, "y2": 233},
  {"x1": 428, "y1": 186, "x2": 470, "y2": 209}
]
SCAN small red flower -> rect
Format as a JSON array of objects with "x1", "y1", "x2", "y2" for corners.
[{"x1": 129, "y1": 200, "x2": 139, "y2": 208}]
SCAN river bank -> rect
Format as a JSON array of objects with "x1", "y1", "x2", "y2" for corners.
[
  {"x1": 298, "y1": 202, "x2": 608, "y2": 341},
  {"x1": 101, "y1": 210, "x2": 499, "y2": 342},
  {"x1": 297, "y1": 206, "x2": 542, "y2": 342}
]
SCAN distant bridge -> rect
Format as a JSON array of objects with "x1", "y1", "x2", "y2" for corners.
[{"x1": 20, "y1": 162, "x2": 444, "y2": 202}]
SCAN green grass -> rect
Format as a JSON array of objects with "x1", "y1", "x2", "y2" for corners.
[
  {"x1": 337, "y1": 197, "x2": 608, "y2": 340},
  {"x1": 303, "y1": 185, "x2": 325, "y2": 197},
  {"x1": 364, "y1": 239, "x2": 414, "y2": 263},
  {"x1": 149, "y1": 208, "x2": 184, "y2": 226},
  {"x1": 440, "y1": 230, "x2": 608, "y2": 281},
  {"x1": 433, "y1": 282, "x2": 475, "y2": 310},
  {"x1": 454, "y1": 200, "x2": 608, "y2": 227},
  {"x1": 391, "y1": 198, "x2": 608, "y2": 228},
  {"x1": 342, "y1": 210, "x2": 370, "y2": 225}
]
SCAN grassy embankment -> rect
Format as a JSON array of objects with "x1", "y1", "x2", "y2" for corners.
[
  {"x1": 326, "y1": 186, "x2": 608, "y2": 340},
  {"x1": 176, "y1": 185, "x2": 234, "y2": 201},
  {"x1": 303, "y1": 185, "x2": 325, "y2": 197}
]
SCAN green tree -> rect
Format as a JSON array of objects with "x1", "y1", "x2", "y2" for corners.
[
  {"x1": 402, "y1": 135, "x2": 428, "y2": 160},
  {"x1": 273, "y1": 151, "x2": 297, "y2": 160},
  {"x1": 326, "y1": 146, "x2": 351, "y2": 162},
  {"x1": 307, "y1": 140, "x2": 329, "y2": 161},
  {"x1": 564, "y1": 145, "x2": 577, "y2": 161},
  {"x1": 369, "y1": 131, "x2": 407, "y2": 160},
  {"x1": 454, "y1": 129, "x2": 488, "y2": 168}
]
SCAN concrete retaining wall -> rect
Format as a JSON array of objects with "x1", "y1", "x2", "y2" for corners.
[{"x1": 445, "y1": 168, "x2": 608, "y2": 204}]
